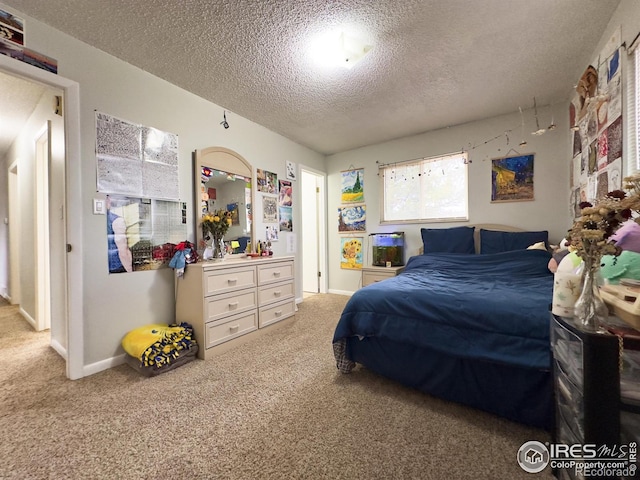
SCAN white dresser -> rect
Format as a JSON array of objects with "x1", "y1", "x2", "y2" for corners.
[{"x1": 175, "y1": 255, "x2": 296, "y2": 359}]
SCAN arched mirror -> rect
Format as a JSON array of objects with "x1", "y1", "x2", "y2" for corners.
[{"x1": 194, "y1": 147, "x2": 253, "y2": 256}]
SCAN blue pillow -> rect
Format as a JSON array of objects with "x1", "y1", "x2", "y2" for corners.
[
  {"x1": 421, "y1": 226, "x2": 475, "y2": 254},
  {"x1": 479, "y1": 229, "x2": 548, "y2": 254}
]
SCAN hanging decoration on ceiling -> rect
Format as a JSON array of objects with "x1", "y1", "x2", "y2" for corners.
[{"x1": 531, "y1": 97, "x2": 546, "y2": 136}]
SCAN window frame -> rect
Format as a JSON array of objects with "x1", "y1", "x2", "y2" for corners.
[{"x1": 379, "y1": 151, "x2": 469, "y2": 225}]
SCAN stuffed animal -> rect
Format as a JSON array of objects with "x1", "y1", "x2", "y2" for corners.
[
  {"x1": 600, "y1": 250, "x2": 640, "y2": 285},
  {"x1": 548, "y1": 238, "x2": 572, "y2": 273},
  {"x1": 610, "y1": 220, "x2": 640, "y2": 254}
]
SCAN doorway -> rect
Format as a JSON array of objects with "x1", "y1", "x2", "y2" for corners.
[
  {"x1": 0, "y1": 54, "x2": 83, "y2": 379},
  {"x1": 300, "y1": 168, "x2": 327, "y2": 295}
]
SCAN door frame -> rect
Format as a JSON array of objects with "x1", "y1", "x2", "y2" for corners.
[
  {"x1": 0, "y1": 55, "x2": 84, "y2": 380},
  {"x1": 7, "y1": 161, "x2": 20, "y2": 306},
  {"x1": 35, "y1": 122, "x2": 51, "y2": 331},
  {"x1": 300, "y1": 166, "x2": 327, "y2": 294}
]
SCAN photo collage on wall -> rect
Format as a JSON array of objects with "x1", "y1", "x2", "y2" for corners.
[
  {"x1": 570, "y1": 27, "x2": 623, "y2": 217},
  {"x1": 96, "y1": 112, "x2": 184, "y2": 274},
  {"x1": 339, "y1": 168, "x2": 365, "y2": 270},
  {"x1": 258, "y1": 165, "x2": 296, "y2": 243}
]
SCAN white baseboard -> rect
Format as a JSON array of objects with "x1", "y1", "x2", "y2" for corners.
[
  {"x1": 327, "y1": 289, "x2": 354, "y2": 297},
  {"x1": 83, "y1": 353, "x2": 127, "y2": 377},
  {"x1": 50, "y1": 338, "x2": 68, "y2": 360},
  {"x1": 19, "y1": 307, "x2": 36, "y2": 329}
]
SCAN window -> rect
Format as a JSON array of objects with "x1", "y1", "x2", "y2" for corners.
[
  {"x1": 380, "y1": 151, "x2": 469, "y2": 223},
  {"x1": 633, "y1": 43, "x2": 640, "y2": 174}
]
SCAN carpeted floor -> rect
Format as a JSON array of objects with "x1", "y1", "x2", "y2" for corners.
[{"x1": 0, "y1": 294, "x2": 553, "y2": 479}]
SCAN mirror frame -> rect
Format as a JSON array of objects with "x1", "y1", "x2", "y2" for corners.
[{"x1": 193, "y1": 146, "x2": 254, "y2": 255}]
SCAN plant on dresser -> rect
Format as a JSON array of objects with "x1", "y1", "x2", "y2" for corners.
[{"x1": 175, "y1": 256, "x2": 295, "y2": 359}]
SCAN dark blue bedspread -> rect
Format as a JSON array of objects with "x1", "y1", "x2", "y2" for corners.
[{"x1": 333, "y1": 249, "x2": 554, "y2": 370}]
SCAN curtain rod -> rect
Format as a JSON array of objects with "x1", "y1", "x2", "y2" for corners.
[
  {"x1": 627, "y1": 30, "x2": 640, "y2": 54},
  {"x1": 376, "y1": 150, "x2": 465, "y2": 169}
]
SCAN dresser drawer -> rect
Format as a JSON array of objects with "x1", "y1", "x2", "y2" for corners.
[
  {"x1": 204, "y1": 266, "x2": 257, "y2": 295},
  {"x1": 259, "y1": 298, "x2": 296, "y2": 328},
  {"x1": 205, "y1": 310, "x2": 258, "y2": 348},
  {"x1": 205, "y1": 288, "x2": 257, "y2": 323},
  {"x1": 258, "y1": 261, "x2": 293, "y2": 285},
  {"x1": 258, "y1": 280, "x2": 294, "y2": 306}
]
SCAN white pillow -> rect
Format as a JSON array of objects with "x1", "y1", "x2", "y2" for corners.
[{"x1": 527, "y1": 241, "x2": 547, "y2": 251}]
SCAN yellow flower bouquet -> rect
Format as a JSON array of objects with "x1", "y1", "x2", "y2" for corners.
[{"x1": 201, "y1": 209, "x2": 233, "y2": 240}]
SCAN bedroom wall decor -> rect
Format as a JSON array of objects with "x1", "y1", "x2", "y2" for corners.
[
  {"x1": 96, "y1": 111, "x2": 179, "y2": 200},
  {"x1": 491, "y1": 154, "x2": 535, "y2": 203},
  {"x1": 106, "y1": 195, "x2": 186, "y2": 274},
  {"x1": 257, "y1": 168, "x2": 277, "y2": 194},
  {"x1": 262, "y1": 195, "x2": 277, "y2": 223},
  {"x1": 278, "y1": 179, "x2": 292, "y2": 232},
  {"x1": 569, "y1": 27, "x2": 623, "y2": 214},
  {"x1": 340, "y1": 237, "x2": 363, "y2": 270},
  {"x1": 286, "y1": 160, "x2": 296, "y2": 181},
  {"x1": 338, "y1": 204, "x2": 366, "y2": 233},
  {"x1": 341, "y1": 168, "x2": 364, "y2": 203}
]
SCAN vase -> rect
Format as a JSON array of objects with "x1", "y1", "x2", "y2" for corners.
[
  {"x1": 573, "y1": 256, "x2": 608, "y2": 332},
  {"x1": 210, "y1": 234, "x2": 225, "y2": 260}
]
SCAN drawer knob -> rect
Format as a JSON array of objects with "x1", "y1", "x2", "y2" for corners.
[
  {"x1": 229, "y1": 324, "x2": 240, "y2": 333},
  {"x1": 275, "y1": 310, "x2": 282, "y2": 317},
  {"x1": 273, "y1": 271, "x2": 281, "y2": 277},
  {"x1": 228, "y1": 301, "x2": 239, "y2": 309},
  {"x1": 274, "y1": 291, "x2": 281, "y2": 297},
  {"x1": 228, "y1": 278, "x2": 237, "y2": 284}
]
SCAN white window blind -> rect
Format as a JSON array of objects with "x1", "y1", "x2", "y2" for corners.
[
  {"x1": 380, "y1": 152, "x2": 469, "y2": 223},
  {"x1": 632, "y1": 44, "x2": 640, "y2": 175}
]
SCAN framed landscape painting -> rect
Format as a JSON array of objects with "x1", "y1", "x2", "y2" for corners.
[{"x1": 341, "y1": 168, "x2": 364, "y2": 203}]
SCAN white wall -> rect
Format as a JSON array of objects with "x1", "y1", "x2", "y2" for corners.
[
  {"x1": 326, "y1": 103, "x2": 571, "y2": 294},
  {"x1": 0, "y1": 3, "x2": 325, "y2": 371}
]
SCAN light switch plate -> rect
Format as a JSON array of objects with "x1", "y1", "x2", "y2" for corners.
[{"x1": 93, "y1": 198, "x2": 105, "y2": 215}]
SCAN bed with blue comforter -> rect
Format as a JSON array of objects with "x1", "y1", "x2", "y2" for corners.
[{"x1": 332, "y1": 248, "x2": 554, "y2": 429}]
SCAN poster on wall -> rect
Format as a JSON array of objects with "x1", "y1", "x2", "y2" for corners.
[
  {"x1": 569, "y1": 27, "x2": 622, "y2": 210},
  {"x1": 490, "y1": 154, "x2": 534, "y2": 203},
  {"x1": 279, "y1": 207, "x2": 292, "y2": 232},
  {"x1": 341, "y1": 168, "x2": 364, "y2": 203},
  {"x1": 279, "y1": 180, "x2": 292, "y2": 206},
  {"x1": 257, "y1": 169, "x2": 278, "y2": 194},
  {"x1": 278, "y1": 179, "x2": 292, "y2": 232},
  {"x1": 106, "y1": 195, "x2": 186, "y2": 274},
  {"x1": 96, "y1": 112, "x2": 179, "y2": 200},
  {"x1": 266, "y1": 225, "x2": 279, "y2": 242},
  {"x1": 0, "y1": 9, "x2": 24, "y2": 46},
  {"x1": 262, "y1": 195, "x2": 277, "y2": 223},
  {"x1": 340, "y1": 237, "x2": 363, "y2": 270},
  {"x1": 338, "y1": 204, "x2": 366, "y2": 233},
  {"x1": 286, "y1": 161, "x2": 297, "y2": 181}
]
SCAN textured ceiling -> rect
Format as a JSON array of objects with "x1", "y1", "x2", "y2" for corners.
[{"x1": 1, "y1": 0, "x2": 621, "y2": 155}]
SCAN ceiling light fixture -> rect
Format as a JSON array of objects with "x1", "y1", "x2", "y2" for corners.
[
  {"x1": 309, "y1": 30, "x2": 372, "y2": 69},
  {"x1": 220, "y1": 111, "x2": 229, "y2": 129}
]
